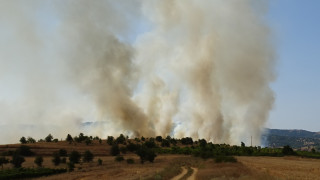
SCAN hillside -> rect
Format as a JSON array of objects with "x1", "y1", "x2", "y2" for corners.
[{"x1": 265, "y1": 128, "x2": 320, "y2": 150}]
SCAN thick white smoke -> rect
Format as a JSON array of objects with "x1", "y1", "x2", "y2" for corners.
[{"x1": 0, "y1": 0, "x2": 275, "y2": 145}]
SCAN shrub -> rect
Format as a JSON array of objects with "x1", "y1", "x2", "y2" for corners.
[
  {"x1": 59, "y1": 149, "x2": 67, "y2": 157},
  {"x1": 111, "y1": 144, "x2": 120, "y2": 156},
  {"x1": 126, "y1": 143, "x2": 137, "y2": 152},
  {"x1": 214, "y1": 156, "x2": 237, "y2": 163},
  {"x1": 98, "y1": 158, "x2": 102, "y2": 165},
  {"x1": 120, "y1": 146, "x2": 127, "y2": 154},
  {"x1": 115, "y1": 155, "x2": 124, "y2": 162},
  {"x1": 85, "y1": 138, "x2": 92, "y2": 145},
  {"x1": 67, "y1": 162, "x2": 75, "y2": 172},
  {"x1": 34, "y1": 156, "x2": 43, "y2": 167},
  {"x1": 61, "y1": 157, "x2": 67, "y2": 164},
  {"x1": 116, "y1": 134, "x2": 126, "y2": 144},
  {"x1": 126, "y1": 158, "x2": 134, "y2": 164},
  {"x1": 69, "y1": 151, "x2": 81, "y2": 164},
  {"x1": 136, "y1": 145, "x2": 157, "y2": 164},
  {"x1": 83, "y1": 150, "x2": 94, "y2": 162},
  {"x1": 0, "y1": 157, "x2": 9, "y2": 169},
  {"x1": 11, "y1": 153, "x2": 25, "y2": 168},
  {"x1": 52, "y1": 152, "x2": 61, "y2": 166},
  {"x1": 16, "y1": 145, "x2": 34, "y2": 156},
  {"x1": 282, "y1": 145, "x2": 295, "y2": 155}
]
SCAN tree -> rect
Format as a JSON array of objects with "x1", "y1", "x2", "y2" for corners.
[
  {"x1": 97, "y1": 158, "x2": 103, "y2": 165},
  {"x1": 27, "y1": 137, "x2": 36, "y2": 143},
  {"x1": 11, "y1": 153, "x2": 25, "y2": 168},
  {"x1": 136, "y1": 145, "x2": 157, "y2": 164},
  {"x1": 69, "y1": 151, "x2": 81, "y2": 163},
  {"x1": 52, "y1": 152, "x2": 61, "y2": 166},
  {"x1": 67, "y1": 162, "x2": 75, "y2": 172},
  {"x1": 156, "y1": 136, "x2": 163, "y2": 142},
  {"x1": 107, "y1": 136, "x2": 114, "y2": 145},
  {"x1": 111, "y1": 144, "x2": 120, "y2": 156},
  {"x1": 161, "y1": 139, "x2": 170, "y2": 147},
  {"x1": 34, "y1": 156, "x2": 43, "y2": 167},
  {"x1": 59, "y1": 149, "x2": 68, "y2": 157},
  {"x1": 66, "y1": 134, "x2": 73, "y2": 144},
  {"x1": 85, "y1": 138, "x2": 92, "y2": 145},
  {"x1": 282, "y1": 145, "x2": 295, "y2": 155},
  {"x1": 0, "y1": 157, "x2": 9, "y2": 169},
  {"x1": 45, "y1": 134, "x2": 53, "y2": 142},
  {"x1": 83, "y1": 150, "x2": 94, "y2": 162},
  {"x1": 241, "y1": 142, "x2": 245, "y2": 147},
  {"x1": 116, "y1": 134, "x2": 126, "y2": 144},
  {"x1": 311, "y1": 148, "x2": 316, "y2": 153},
  {"x1": 16, "y1": 145, "x2": 34, "y2": 156},
  {"x1": 20, "y1": 137, "x2": 27, "y2": 144}
]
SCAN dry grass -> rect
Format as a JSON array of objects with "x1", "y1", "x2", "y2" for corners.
[{"x1": 2, "y1": 142, "x2": 320, "y2": 179}]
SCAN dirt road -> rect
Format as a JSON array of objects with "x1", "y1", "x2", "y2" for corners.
[
  {"x1": 171, "y1": 167, "x2": 188, "y2": 180},
  {"x1": 187, "y1": 167, "x2": 198, "y2": 180}
]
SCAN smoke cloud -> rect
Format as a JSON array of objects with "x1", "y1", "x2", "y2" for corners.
[{"x1": 0, "y1": 0, "x2": 275, "y2": 145}]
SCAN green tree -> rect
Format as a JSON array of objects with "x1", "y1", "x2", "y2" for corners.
[
  {"x1": 111, "y1": 144, "x2": 120, "y2": 156},
  {"x1": 34, "y1": 156, "x2": 43, "y2": 167},
  {"x1": 45, "y1": 134, "x2": 53, "y2": 142},
  {"x1": 85, "y1": 138, "x2": 92, "y2": 145},
  {"x1": 27, "y1": 137, "x2": 36, "y2": 143},
  {"x1": 116, "y1": 134, "x2": 126, "y2": 144},
  {"x1": 98, "y1": 158, "x2": 103, "y2": 165},
  {"x1": 156, "y1": 136, "x2": 163, "y2": 142},
  {"x1": 20, "y1": 137, "x2": 27, "y2": 144},
  {"x1": 59, "y1": 149, "x2": 67, "y2": 157},
  {"x1": 52, "y1": 152, "x2": 61, "y2": 166},
  {"x1": 282, "y1": 145, "x2": 295, "y2": 155},
  {"x1": 136, "y1": 145, "x2": 157, "y2": 164},
  {"x1": 83, "y1": 150, "x2": 94, "y2": 162},
  {"x1": 69, "y1": 151, "x2": 81, "y2": 163},
  {"x1": 66, "y1": 134, "x2": 73, "y2": 144},
  {"x1": 107, "y1": 136, "x2": 114, "y2": 145},
  {"x1": 11, "y1": 153, "x2": 25, "y2": 168}
]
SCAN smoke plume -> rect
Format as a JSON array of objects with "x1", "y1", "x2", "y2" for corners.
[{"x1": 0, "y1": 0, "x2": 275, "y2": 145}]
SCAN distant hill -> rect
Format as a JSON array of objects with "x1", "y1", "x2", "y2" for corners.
[{"x1": 264, "y1": 128, "x2": 320, "y2": 151}]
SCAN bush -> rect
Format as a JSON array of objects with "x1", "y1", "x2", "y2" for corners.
[
  {"x1": 120, "y1": 146, "x2": 127, "y2": 154},
  {"x1": 69, "y1": 151, "x2": 81, "y2": 164},
  {"x1": 116, "y1": 134, "x2": 126, "y2": 144},
  {"x1": 34, "y1": 156, "x2": 43, "y2": 167},
  {"x1": 98, "y1": 158, "x2": 103, "y2": 165},
  {"x1": 0, "y1": 156, "x2": 9, "y2": 169},
  {"x1": 11, "y1": 153, "x2": 25, "y2": 168},
  {"x1": 61, "y1": 157, "x2": 67, "y2": 164},
  {"x1": 16, "y1": 145, "x2": 34, "y2": 156},
  {"x1": 52, "y1": 152, "x2": 61, "y2": 166},
  {"x1": 126, "y1": 158, "x2": 134, "y2": 164},
  {"x1": 115, "y1": 155, "x2": 124, "y2": 162},
  {"x1": 83, "y1": 150, "x2": 94, "y2": 162},
  {"x1": 136, "y1": 145, "x2": 157, "y2": 164},
  {"x1": 59, "y1": 149, "x2": 67, "y2": 157},
  {"x1": 282, "y1": 145, "x2": 295, "y2": 155},
  {"x1": 111, "y1": 144, "x2": 120, "y2": 156},
  {"x1": 0, "y1": 168, "x2": 67, "y2": 179},
  {"x1": 67, "y1": 162, "x2": 75, "y2": 172},
  {"x1": 126, "y1": 143, "x2": 138, "y2": 152},
  {"x1": 214, "y1": 156, "x2": 237, "y2": 163}
]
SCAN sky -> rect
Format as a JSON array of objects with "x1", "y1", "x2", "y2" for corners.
[
  {"x1": 267, "y1": 0, "x2": 320, "y2": 131},
  {"x1": 0, "y1": 0, "x2": 319, "y2": 145}
]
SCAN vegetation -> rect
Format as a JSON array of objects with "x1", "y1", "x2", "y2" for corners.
[
  {"x1": 34, "y1": 156, "x2": 43, "y2": 167},
  {"x1": 69, "y1": 151, "x2": 81, "y2": 164},
  {"x1": 0, "y1": 168, "x2": 66, "y2": 179},
  {"x1": 126, "y1": 158, "x2": 134, "y2": 164},
  {"x1": 115, "y1": 155, "x2": 124, "y2": 162},
  {"x1": 111, "y1": 144, "x2": 120, "y2": 156},
  {"x1": 52, "y1": 152, "x2": 61, "y2": 166},
  {"x1": 83, "y1": 150, "x2": 94, "y2": 162},
  {"x1": 0, "y1": 157, "x2": 9, "y2": 169},
  {"x1": 10, "y1": 153, "x2": 25, "y2": 168},
  {"x1": 98, "y1": 158, "x2": 103, "y2": 165},
  {"x1": 45, "y1": 134, "x2": 53, "y2": 142}
]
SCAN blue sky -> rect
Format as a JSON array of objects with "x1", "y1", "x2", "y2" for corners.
[{"x1": 267, "y1": 0, "x2": 320, "y2": 131}]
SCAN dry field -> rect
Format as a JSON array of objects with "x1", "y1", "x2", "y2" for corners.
[{"x1": 1, "y1": 142, "x2": 320, "y2": 179}]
